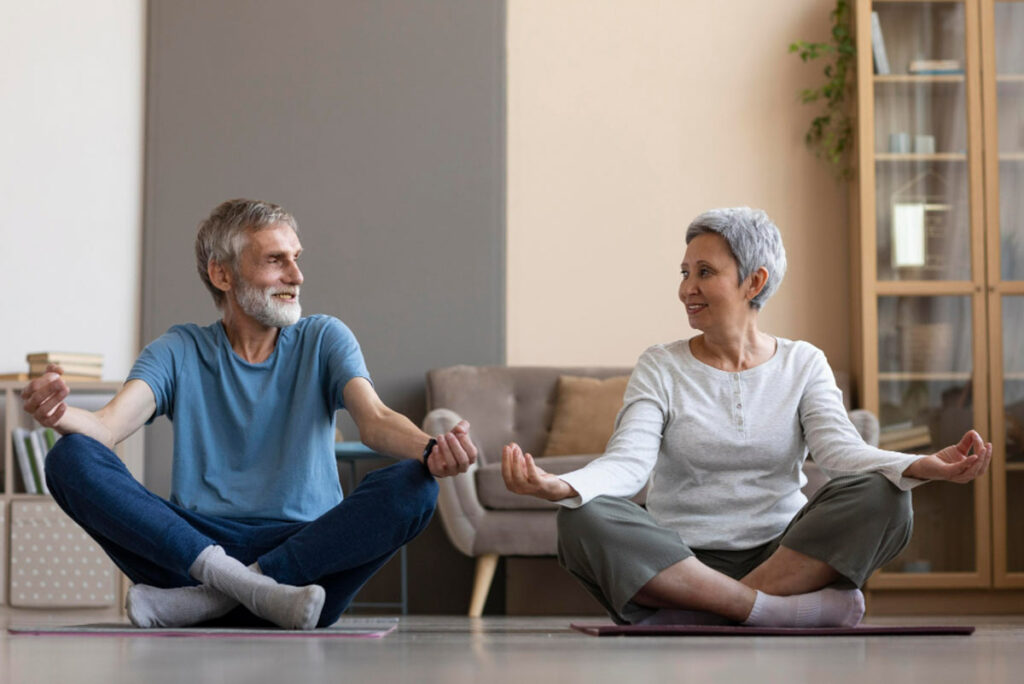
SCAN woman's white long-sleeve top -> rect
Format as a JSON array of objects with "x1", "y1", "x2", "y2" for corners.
[{"x1": 557, "y1": 337, "x2": 924, "y2": 550}]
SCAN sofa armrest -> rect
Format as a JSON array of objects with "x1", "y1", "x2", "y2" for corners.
[
  {"x1": 849, "y1": 408, "x2": 880, "y2": 447},
  {"x1": 423, "y1": 408, "x2": 487, "y2": 557}
]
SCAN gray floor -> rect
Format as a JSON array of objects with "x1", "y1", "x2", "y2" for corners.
[{"x1": 2, "y1": 609, "x2": 1023, "y2": 684}]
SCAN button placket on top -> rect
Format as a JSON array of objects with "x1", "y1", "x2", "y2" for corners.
[{"x1": 732, "y1": 373, "x2": 745, "y2": 432}]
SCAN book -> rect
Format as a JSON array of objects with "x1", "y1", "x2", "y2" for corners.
[
  {"x1": 28, "y1": 361, "x2": 102, "y2": 377},
  {"x1": 26, "y1": 351, "x2": 104, "y2": 365},
  {"x1": 12, "y1": 428, "x2": 38, "y2": 493},
  {"x1": 871, "y1": 12, "x2": 890, "y2": 75},
  {"x1": 40, "y1": 427, "x2": 59, "y2": 451},
  {"x1": 20, "y1": 428, "x2": 44, "y2": 493},
  {"x1": 29, "y1": 429, "x2": 51, "y2": 494},
  {"x1": 879, "y1": 424, "x2": 931, "y2": 451},
  {"x1": 908, "y1": 59, "x2": 962, "y2": 75}
]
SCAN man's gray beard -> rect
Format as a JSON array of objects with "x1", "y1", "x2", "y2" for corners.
[{"x1": 235, "y1": 280, "x2": 301, "y2": 328}]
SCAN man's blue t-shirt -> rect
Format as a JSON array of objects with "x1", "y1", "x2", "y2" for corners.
[{"x1": 127, "y1": 314, "x2": 370, "y2": 522}]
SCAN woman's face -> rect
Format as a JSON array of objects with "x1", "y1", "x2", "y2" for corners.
[{"x1": 678, "y1": 232, "x2": 752, "y2": 332}]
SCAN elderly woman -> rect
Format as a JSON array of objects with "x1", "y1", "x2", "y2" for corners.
[{"x1": 502, "y1": 207, "x2": 991, "y2": 628}]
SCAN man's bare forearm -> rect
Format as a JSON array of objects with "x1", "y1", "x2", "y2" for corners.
[
  {"x1": 28, "y1": 379, "x2": 155, "y2": 451},
  {"x1": 53, "y1": 406, "x2": 116, "y2": 447},
  {"x1": 359, "y1": 409, "x2": 432, "y2": 461}
]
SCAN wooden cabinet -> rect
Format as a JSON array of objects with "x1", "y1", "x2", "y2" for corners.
[
  {"x1": 854, "y1": 0, "x2": 1024, "y2": 594},
  {"x1": 1, "y1": 380, "x2": 143, "y2": 607}
]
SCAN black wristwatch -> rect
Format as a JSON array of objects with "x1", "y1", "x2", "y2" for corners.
[{"x1": 422, "y1": 438, "x2": 438, "y2": 466}]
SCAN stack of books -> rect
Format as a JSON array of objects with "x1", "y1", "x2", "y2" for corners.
[
  {"x1": 26, "y1": 351, "x2": 103, "y2": 381},
  {"x1": 908, "y1": 59, "x2": 962, "y2": 75},
  {"x1": 12, "y1": 427, "x2": 59, "y2": 494},
  {"x1": 879, "y1": 423, "x2": 932, "y2": 451}
]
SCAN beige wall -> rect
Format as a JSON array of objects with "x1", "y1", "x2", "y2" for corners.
[{"x1": 507, "y1": 0, "x2": 851, "y2": 373}]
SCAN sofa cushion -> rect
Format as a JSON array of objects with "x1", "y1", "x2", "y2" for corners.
[
  {"x1": 543, "y1": 375, "x2": 630, "y2": 457},
  {"x1": 425, "y1": 365, "x2": 633, "y2": 466}
]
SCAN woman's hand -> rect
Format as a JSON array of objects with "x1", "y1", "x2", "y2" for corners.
[
  {"x1": 903, "y1": 430, "x2": 992, "y2": 483},
  {"x1": 501, "y1": 442, "x2": 577, "y2": 501}
]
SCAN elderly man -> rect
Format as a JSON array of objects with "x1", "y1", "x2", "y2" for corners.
[{"x1": 22, "y1": 198, "x2": 477, "y2": 629}]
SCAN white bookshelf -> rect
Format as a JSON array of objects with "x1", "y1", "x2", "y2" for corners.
[{"x1": 1, "y1": 380, "x2": 143, "y2": 608}]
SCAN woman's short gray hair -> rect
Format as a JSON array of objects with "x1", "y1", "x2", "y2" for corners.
[
  {"x1": 195, "y1": 198, "x2": 299, "y2": 308},
  {"x1": 685, "y1": 207, "x2": 787, "y2": 310}
]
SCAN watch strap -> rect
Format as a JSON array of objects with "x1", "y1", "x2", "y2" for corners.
[{"x1": 422, "y1": 438, "x2": 438, "y2": 466}]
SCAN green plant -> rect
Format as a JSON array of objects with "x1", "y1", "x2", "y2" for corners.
[{"x1": 789, "y1": 0, "x2": 855, "y2": 178}]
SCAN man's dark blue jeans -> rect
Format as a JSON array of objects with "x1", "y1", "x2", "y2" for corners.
[{"x1": 44, "y1": 433, "x2": 438, "y2": 627}]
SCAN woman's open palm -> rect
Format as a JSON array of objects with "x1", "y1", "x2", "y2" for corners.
[{"x1": 501, "y1": 443, "x2": 576, "y2": 501}]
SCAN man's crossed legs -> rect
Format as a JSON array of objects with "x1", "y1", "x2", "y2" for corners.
[{"x1": 44, "y1": 434, "x2": 438, "y2": 629}]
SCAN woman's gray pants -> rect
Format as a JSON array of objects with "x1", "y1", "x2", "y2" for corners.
[{"x1": 556, "y1": 473, "x2": 913, "y2": 624}]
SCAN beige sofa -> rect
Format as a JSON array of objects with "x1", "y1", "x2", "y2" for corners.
[{"x1": 423, "y1": 364, "x2": 879, "y2": 617}]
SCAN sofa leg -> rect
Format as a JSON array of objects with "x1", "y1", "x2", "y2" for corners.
[{"x1": 469, "y1": 554, "x2": 499, "y2": 617}]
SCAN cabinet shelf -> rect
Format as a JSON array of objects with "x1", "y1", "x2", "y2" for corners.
[
  {"x1": 878, "y1": 372, "x2": 973, "y2": 381},
  {"x1": 876, "y1": 74, "x2": 962, "y2": 83},
  {"x1": 876, "y1": 74, "x2": 965, "y2": 84},
  {"x1": 875, "y1": 153, "x2": 968, "y2": 162}
]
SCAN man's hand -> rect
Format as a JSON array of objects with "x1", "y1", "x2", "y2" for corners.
[
  {"x1": 501, "y1": 442, "x2": 577, "y2": 501},
  {"x1": 426, "y1": 419, "x2": 478, "y2": 478},
  {"x1": 903, "y1": 429, "x2": 992, "y2": 483},
  {"x1": 21, "y1": 364, "x2": 70, "y2": 429}
]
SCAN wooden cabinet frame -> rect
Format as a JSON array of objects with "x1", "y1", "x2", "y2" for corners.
[
  {"x1": 980, "y1": 0, "x2": 1024, "y2": 589},
  {"x1": 855, "y1": 0, "x2": 1024, "y2": 591},
  {"x1": 854, "y1": 0, "x2": 993, "y2": 589}
]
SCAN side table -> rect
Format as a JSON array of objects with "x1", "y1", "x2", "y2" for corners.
[{"x1": 334, "y1": 441, "x2": 408, "y2": 615}]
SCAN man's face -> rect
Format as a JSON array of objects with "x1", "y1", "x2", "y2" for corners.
[{"x1": 231, "y1": 223, "x2": 304, "y2": 328}]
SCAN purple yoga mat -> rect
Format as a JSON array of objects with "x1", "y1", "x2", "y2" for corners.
[
  {"x1": 8, "y1": 618, "x2": 399, "y2": 639},
  {"x1": 570, "y1": 622, "x2": 975, "y2": 637}
]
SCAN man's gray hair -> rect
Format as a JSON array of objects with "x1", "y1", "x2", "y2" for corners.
[
  {"x1": 195, "y1": 199, "x2": 299, "y2": 308},
  {"x1": 685, "y1": 207, "x2": 787, "y2": 310}
]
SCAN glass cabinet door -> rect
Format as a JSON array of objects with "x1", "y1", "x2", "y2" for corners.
[
  {"x1": 876, "y1": 295, "x2": 978, "y2": 575},
  {"x1": 987, "y1": 0, "x2": 1024, "y2": 585},
  {"x1": 1002, "y1": 296, "x2": 1024, "y2": 575},
  {"x1": 864, "y1": 1, "x2": 989, "y2": 586},
  {"x1": 993, "y1": 1, "x2": 1024, "y2": 282},
  {"x1": 872, "y1": 1, "x2": 972, "y2": 282}
]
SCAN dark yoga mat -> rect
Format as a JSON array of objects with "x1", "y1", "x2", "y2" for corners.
[
  {"x1": 8, "y1": 617, "x2": 399, "y2": 639},
  {"x1": 571, "y1": 622, "x2": 975, "y2": 637}
]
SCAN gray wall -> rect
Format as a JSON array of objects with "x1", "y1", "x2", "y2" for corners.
[{"x1": 143, "y1": 0, "x2": 505, "y2": 612}]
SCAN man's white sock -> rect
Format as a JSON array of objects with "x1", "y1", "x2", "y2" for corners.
[
  {"x1": 188, "y1": 545, "x2": 325, "y2": 630},
  {"x1": 742, "y1": 588, "x2": 865, "y2": 628},
  {"x1": 126, "y1": 582, "x2": 237, "y2": 628}
]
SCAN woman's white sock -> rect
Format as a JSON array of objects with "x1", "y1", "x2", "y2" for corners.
[{"x1": 742, "y1": 588, "x2": 865, "y2": 628}]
